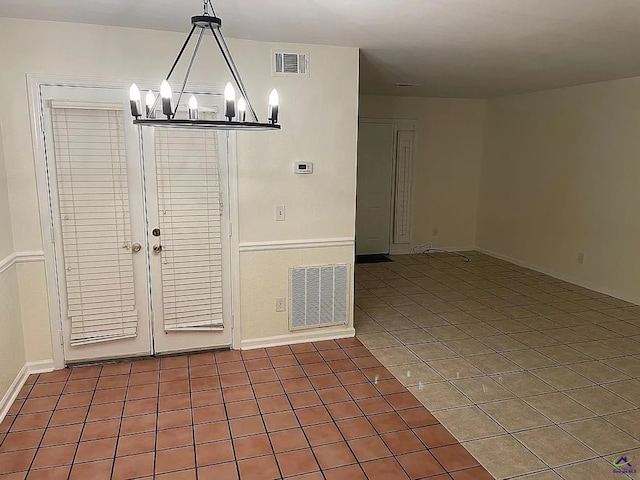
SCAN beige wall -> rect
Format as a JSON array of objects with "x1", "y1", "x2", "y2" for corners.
[
  {"x1": 477, "y1": 76, "x2": 640, "y2": 303},
  {"x1": 0, "y1": 18, "x2": 358, "y2": 368},
  {"x1": 359, "y1": 96, "x2": 486, "y2": 250},
  {"x1": 0, "y1": 121, "x2": 26, "y2": 400}
]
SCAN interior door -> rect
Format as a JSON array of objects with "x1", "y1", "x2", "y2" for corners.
[
  {"x1": 43, "y1": 86, "x2": 152, "y2": 362},
  {"x1": 355, "y1": 122, "x2": 395, "y2": 255},
  {"x1": 143, "y1": 101, "x2": 233, "y2": 354}
]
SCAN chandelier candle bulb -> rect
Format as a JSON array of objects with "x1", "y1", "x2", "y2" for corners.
[
  {"x1": 188, "y1": 95, "x2": 198, "y2": 120},
  {"x1": 145, "y1": 90, "x2": 156, "y2": 118},
  {"x1": 160, "y1": 80, "x2": 173, "y2": 119},
  {"x1": 237, "y1": 97, "x2": 247, "y2": 122},
  {"x1": 268, "y1": 88, "x2": 279, "y2": 124},
  {"x1": 129, "y1": 84, "x2": 141, "y2": 118},
  {"x1": 224, "y1": 82, "x2": 236, "y2": 120}
]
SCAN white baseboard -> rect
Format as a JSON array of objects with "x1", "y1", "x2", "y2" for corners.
[
  {"x1": 476, "y1": 247, "x2": 640, "y2": 306},
  {"x1": 0, "y1": 360, "x2": 55, "y2": 422},
  {"x1": 241, "y1": 327, "x2": 356, "y2": 350}
]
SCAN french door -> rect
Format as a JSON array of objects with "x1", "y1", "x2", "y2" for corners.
[{"x1": 42, "y1": 85, "x2": 232, "y2": 363}]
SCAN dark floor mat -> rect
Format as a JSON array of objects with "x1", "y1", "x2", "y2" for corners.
[{"x1": 355, "y1": 254, "x2": 393, "y2": 264}]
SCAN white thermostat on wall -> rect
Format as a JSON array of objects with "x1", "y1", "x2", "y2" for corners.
[{"x1": 294, "y1": 162, "x2": 313, "y2": 174}]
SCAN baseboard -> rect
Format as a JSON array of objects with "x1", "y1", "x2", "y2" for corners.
[
  {"x1": 241, "y1": 327, "x2": 356, "y2": 350},
  {"x1": 0, "y1": 360, "x2": 55, "y2": 422},
  {"x1": 476, "y1": 247, "x2": 640, "y2": 306}
]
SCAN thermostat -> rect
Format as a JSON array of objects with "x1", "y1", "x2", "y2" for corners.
[{"x1": 294, "y1": 162, "x2": 313, "y2": 174}]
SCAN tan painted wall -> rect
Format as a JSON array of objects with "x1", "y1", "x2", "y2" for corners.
[
  {"x1": 477, "y1": 76, "x2": 640, "y2": 303},
  {"x1": 359, "y1": 95, "x2": 486, "y2": 250},
  {"x1": 0, "y1": 18, "x2": 358, "y2": 366},
  {"x1": 0, "y1": 121, "x2": 26, "y2": 399}
]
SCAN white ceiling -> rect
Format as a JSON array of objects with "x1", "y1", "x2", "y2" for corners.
[{"x1": 2, "y1": 0, "x2": 640, "y2": 98}]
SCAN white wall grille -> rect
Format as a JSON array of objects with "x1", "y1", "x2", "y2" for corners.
[
  {"x1": 273, "y1": 51, "x2": 309, "y2": 76},
  {"x1": 393, "y1": 130, "x2": 414, "y2": 244},
  {"x1": 51, "y1": 105, "x2": 138, "y2": 346},
  {"x1": 154, "y1": 115, "x2": 224, "y2": 331},
  {"x1": 290, "y1": 264, "x2": 349, "y2": 330}
]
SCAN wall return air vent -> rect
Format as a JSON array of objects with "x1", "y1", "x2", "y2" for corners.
[
  {"x1": 289, "y1": 264, "x2": 349, "y2": 331},
  {"x1": 273, "y1": 51, "x2": 309, "y2": 77}
]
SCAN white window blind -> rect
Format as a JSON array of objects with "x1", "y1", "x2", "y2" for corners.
[
  {"x1": 51, "y1": 104, "x2": 138, "y2": 346},
  {"x1": 394, "y1": 130, "x2": 413, "y2": 244},
  {"x1": 154, "y1": 117, "x2": 224, "y2": 331}
]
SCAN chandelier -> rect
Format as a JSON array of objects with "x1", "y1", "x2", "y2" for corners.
[{"x1": 128, "y1": 0, "x2": 280, "y2": 131}]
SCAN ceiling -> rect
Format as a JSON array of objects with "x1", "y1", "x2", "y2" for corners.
[{"x1": 2, "y1": 0, "x2": 640, "y2": 98}]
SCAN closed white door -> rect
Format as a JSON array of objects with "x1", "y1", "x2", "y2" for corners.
[
  {"x1": 143, "y1": 105, "x2": 232, "y2": 354},
  {"x1": 43, "y1": 85, "x2": 232, "y2": 363},
  {"x1": 355, "y1": 122, "x2": 395, "y2": 255},
  {"x1": 43, "y1": 86, "x2": 152, "y2": 362}
]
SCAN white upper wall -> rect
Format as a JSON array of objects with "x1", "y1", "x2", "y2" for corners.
[
  {"x1": 0, "y1": 123, "x2": 13, "y2": 259},
  {"x1": 0, "y1": 17, "x2": 359, "y2": 253},
  {"x1": 477, "y1": 76, "x2": 640, "y2": 303},
  {"x1": 359, "y1": 95, "x2": 486, "y2": 250}
]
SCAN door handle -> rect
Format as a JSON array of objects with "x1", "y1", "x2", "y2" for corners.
[{"x1": 152, "y1": 243, "x2": 163, "y2": 254}]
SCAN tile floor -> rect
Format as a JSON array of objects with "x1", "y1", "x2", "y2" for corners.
[
  {"x1": 0, "y1": 337, "x2": 493, "y2": 479},
  {"x1": 355, "y1": 251, "x2": 640, "y2": 480}
]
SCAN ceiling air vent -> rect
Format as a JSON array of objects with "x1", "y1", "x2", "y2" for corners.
[{"x1": 273, "y1": 50, "x2": 309, "y2": 77}]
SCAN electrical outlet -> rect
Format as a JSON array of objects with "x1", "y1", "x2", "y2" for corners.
[
  {"x1": 577, "y1": 251, "x2": 585, "y2": 264},
  {"x1": 432, "y1": 227, "x2": 439, "y2": 237},
  {"x1": 275, "y1": 206, "x2": 286, "y2": 221},
  {"x1": 276, "y1": 297, "x2": 286, "y2": 312}
]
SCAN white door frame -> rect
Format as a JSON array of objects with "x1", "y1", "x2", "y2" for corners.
[
  {"x1": 27, "y1": 75, "x2": 242, "y2": 369},
  {"x1": 358, "y1": 118, "x2": 416, "y2": 256}
]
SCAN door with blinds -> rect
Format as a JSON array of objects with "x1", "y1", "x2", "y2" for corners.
[
  {"x1": 42, "y1": 85, "x2": 232, "y2": 362},
  {"x1": 143, "y1": 106, "x2": 232, "y2": 354},
  {"x1": 43, "y1": 87, "x2": 152, "y2": 362}
]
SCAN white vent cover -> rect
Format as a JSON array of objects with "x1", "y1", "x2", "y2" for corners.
[
  {"x1": 290, "y1": 264, "x2": 349, "y2": 330},
  {"x1": 273, "y1": 51, "x2": 309, "y2": 77}
]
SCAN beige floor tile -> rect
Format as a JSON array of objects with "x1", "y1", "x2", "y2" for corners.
[
  {"x1": 570, "y1": 341, "x2": 623, "y2": 360},
  {"x1": 409, "y1": 382, "x2": 472, "y2": 411},
  {"x1": 605, "y1": 357, "x2": 640, "y2": 377},
  {"x1": 479, "y1": 334, "x2": 528, "y2": 352},
  {"x1": 472, "y1": 309, "x2": 511, "y2": 322},
  {"x1": 353, "y1": 318, "x2": 384, "y2": 333},
  {"x1": 515, "y1": 426, "x2": 597, "y2": 467},
  {"x1": 494, "y1": 372, "x2": 556, "y2": 397},
  {"x1": 408, "y1": 313, "x2": 450, "y2": 328},
  {"x1": 468, "y1": 353, "x2": 522, "y2": 375},
  {"x1": 438, "y1": 311, "x2": 478, "y2": 324},
  {"x1": 561, "y1": 418, "x2": 640, "y2": 455},
  {"x1": 503, "y1": 349, "x2": 558, "y2": 369},
  {"x1": 481, "y1": 399, "x2": 552, "y2": 432},
  {"x1": 533, "y1": 366, "x2": 594, "y2": 390},
  {"x1": 525, "y1": 393, "x2": 596, "y2": 423},
  {"x1": 601, "y1": 338, "x2": 640, "y2": 355},
  {"x1": 443, "y1": 338, "x2": 495, "y2": 356},
  {"x1": 426, "y1": 325, "x2": 470, "y2": 341},
  {"x1": 539, "y1": 327, "x2": 590, "y2": 343},
  {"x1": 429, "y1": 358, "x2": 484, "y2": 380},
  {"x1": 555, "y1": 458, "x2": 622, "y2": 480},
  {"x1": 605, "y1": 380, "x2": 640, "y2": 406},
  {"x1": 409, "y1": 342, "x2": 458, "y2": 361},
  {"x1": 378, "y1": 317, "x2": 422, "y2": 331},
  {"x1": 463, "y1": 435, "x2": 547, "y2": 479},
  {"x1": 434, "y1": 405, "x2": 506, "y2": 442},
  {"x1": 390, "y1": 328, "x2": 436, "y2": 345},
  {"x1": 605, "y1": 410, "x2": 640, "y2": 439},
  {"x1": 534, "y1": 345, "x2": 592, "y2": 364},
  {"x1": 514, "y1": 471, "x2": 562, "y2": 480},
  {"x1": 566, "y1": 386, "x2": 635, "y2": 415},
  {"x1": 387, "y1": 363, "x2": 443, "y2": 387},
  {"x1": 510, "y1": 331, "x2": 559, "y2": 348},
  {"x1": 371, "y1": 346, "x2": 420, "y2": 366},
  {"x1": 452, "y1": 377, "x2": 515, "y2": 404},
  {"x1": 461, "y1": 322, "x2": 501, "y2": 337},
  {"x1": 568, "y1": 361, "x2": 630, "y2": 384},
  {"x1": 356, "y1": 332, "x2": 401, "y2": 349},
  {"x1": 488, "y1": 319, "x2": 532, "y2": 334}
]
